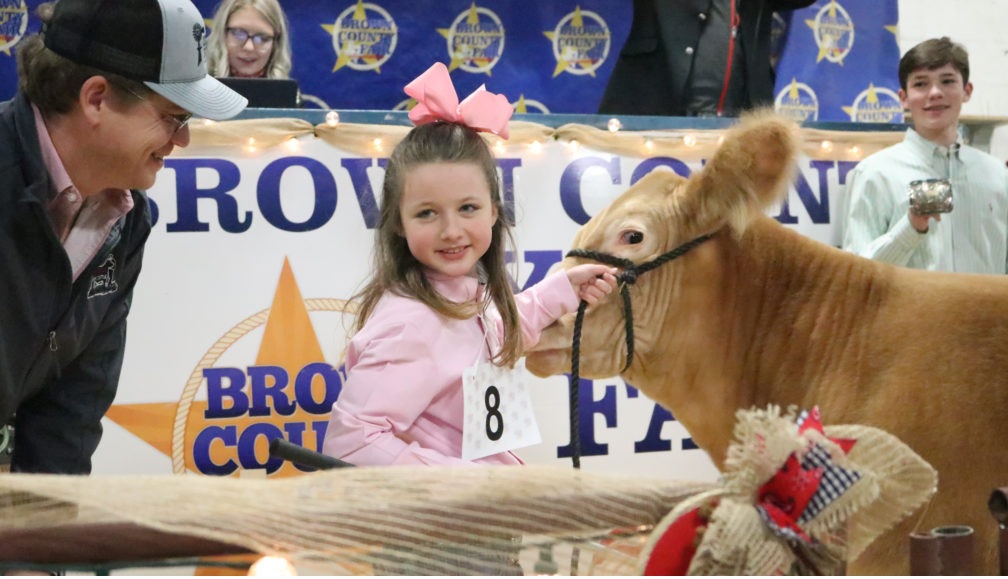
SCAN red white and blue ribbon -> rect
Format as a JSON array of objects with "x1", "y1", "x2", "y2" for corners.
[{"x1": 755, "y1": 407, "x2": 860, "y2": 544}]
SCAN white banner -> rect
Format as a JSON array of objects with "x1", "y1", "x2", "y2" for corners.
[{"x1": 94, "y1": 119, "x2": 900, "y2": 481}]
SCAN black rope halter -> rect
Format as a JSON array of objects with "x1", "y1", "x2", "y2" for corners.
[{"x1": 563, "y1": 232, "x2": 714, "y2": 468}]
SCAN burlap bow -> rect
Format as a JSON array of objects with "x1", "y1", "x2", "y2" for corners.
[{"x1": 638, "y1": 405, "x2": 938, "y2": 575}]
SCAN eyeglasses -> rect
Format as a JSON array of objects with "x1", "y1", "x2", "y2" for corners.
[
  {"x1": 227, "y1": 27, "x2": 275, "y2": 51},
  {"x1": 119, "y1": 85, "x2": 192, "y2": 134}
]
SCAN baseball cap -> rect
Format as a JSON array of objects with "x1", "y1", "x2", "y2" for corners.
[{"x1": 43, "y1": 0, "x2": 247, "y2": 121}]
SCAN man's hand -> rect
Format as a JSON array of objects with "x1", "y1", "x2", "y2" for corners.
[{"x1": 909, "y1": 210, "x2": 942, "y2": 234}]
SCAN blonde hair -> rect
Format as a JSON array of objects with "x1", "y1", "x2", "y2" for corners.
[
  {"x1": 352, "y1": 122, "x2": 523, "y2": 367},
  {"x1": 206, "y1": 0, "x2": 292, "y2": 79}
]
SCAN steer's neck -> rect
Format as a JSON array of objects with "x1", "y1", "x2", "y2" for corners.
[
  {"x1": 630, "y1": 215, "x2": 891, "y2": 468},
  {"x1": 733, "y1": 217, "x2": 891, "y2": 407}
]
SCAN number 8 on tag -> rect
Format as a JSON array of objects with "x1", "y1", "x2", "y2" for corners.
[
  {"x1": 462, "y1": 359, "x2": 541, "y2": 460},
  {"x1": 484, "y1": 385, "x2": 503, "y2": 441}
]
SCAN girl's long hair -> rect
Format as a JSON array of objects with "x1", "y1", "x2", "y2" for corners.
[{"x1": 352, "y1": 121, "x2": 523, "y2": 367}]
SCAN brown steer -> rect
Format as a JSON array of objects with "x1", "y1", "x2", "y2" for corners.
[{"x1": 525, "y1": 111, "x2": 1008, "y2": 575}]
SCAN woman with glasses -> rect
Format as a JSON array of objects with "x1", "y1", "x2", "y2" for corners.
[{"x1": 207, "y1": 0, "x2": 292, "y2": 79}]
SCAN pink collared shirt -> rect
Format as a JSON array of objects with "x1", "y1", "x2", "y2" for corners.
[
  {"x1": 323, "y1": 269, "x2": 579, "y2": 466},
  {"x1": 34, "y1": 105, "x2": 133, "y2": 281}
]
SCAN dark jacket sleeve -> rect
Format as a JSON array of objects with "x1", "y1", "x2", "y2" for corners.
[
  {"x1": 11, "y1": 292, "x2": 133, "y2": 473},
  {"x1": 12, "y1": 197, "x2": 151, "y2": 474},
  {"x1": 598, "y1": 0, "x2": 704, "y2": 116}
]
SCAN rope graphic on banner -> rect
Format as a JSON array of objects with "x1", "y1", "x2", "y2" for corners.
[{"x1": 170, "y1": 298, "x2": 355, "y2": 474}]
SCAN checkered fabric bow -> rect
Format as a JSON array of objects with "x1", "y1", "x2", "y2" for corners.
[
  {"x1": 755, "y1": 407, "x2": 859, "y2": 544},
  {"x1": 639, "y1": 405, "x2": 938, "y2": 575}
]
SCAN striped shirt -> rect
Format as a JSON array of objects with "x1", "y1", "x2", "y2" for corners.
[{"x1": 842, "y1": 128, "x2": 1008, "y2": 274}]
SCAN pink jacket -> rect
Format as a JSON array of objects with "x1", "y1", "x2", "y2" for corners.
[{"x1": 322, "y1": 270, "x2": 579, "y2": 466}]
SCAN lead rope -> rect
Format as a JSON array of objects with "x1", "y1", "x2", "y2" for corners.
[
  {"x1": 566, "y1": 253, "x2": 632, "y2": 470},
  {"x1": 564, "y1": 233, "x2": 714, "y2": 469}
]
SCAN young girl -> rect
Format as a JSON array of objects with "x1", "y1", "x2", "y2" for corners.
[{"x1": 322, "y1": 63, "x2": 617, "y2": 466}]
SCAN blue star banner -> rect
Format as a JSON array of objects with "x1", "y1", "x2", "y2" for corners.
[
  {"x1": 212, "y1": 0, "x2": 632, "y2": 114},
  {"x1": 772, "y1": 0, "x2": 903, "y2": 123},
  {"x1": 0, "y1": 0, "x2": 898, "y2": 121}
]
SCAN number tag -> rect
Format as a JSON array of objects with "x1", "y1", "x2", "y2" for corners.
[{"x1": 461, "y1": 358, "x2": 541, "y2": 460}]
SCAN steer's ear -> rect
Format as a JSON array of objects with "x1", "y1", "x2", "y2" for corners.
[{"x1": 687, "y1": 109, "x2": 799, "y2": 235}]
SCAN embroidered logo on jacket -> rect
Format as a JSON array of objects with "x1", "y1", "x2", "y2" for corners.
[{"x1": 88, "y1": 255, "x2": 119, "y2": 299}]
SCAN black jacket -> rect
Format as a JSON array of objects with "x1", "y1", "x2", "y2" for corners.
[
  {"x1": 598, "y1": 0, "x2": 815, "y2": 116},
  {"x1": 0, "y1": 93, "x2": 151, "y2": 473}
]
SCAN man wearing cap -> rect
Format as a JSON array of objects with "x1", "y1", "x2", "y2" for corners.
[{"x1": 0, "y1": 0, "x2": 246, "y2": 475}]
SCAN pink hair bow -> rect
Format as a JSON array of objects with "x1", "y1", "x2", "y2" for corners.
[{"x1": 404, "y1": 62, "x2": 512, "y2": 139}]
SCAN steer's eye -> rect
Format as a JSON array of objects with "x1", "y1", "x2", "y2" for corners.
[{"x1": 620, "y1": 230, "x2": 644, "y2": 245}]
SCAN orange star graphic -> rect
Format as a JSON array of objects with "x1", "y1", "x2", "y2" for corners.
[{"x1": 106, "y1": 257, "x2": 348, "y2": 478}]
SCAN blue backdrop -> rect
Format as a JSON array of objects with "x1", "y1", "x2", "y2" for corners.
[
  {"x1": 0, "y1": 0, "x2": 900, "y2": 122},
  {"x1": 773, "y1": 0, "x2": 903, "y2": 123}
]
